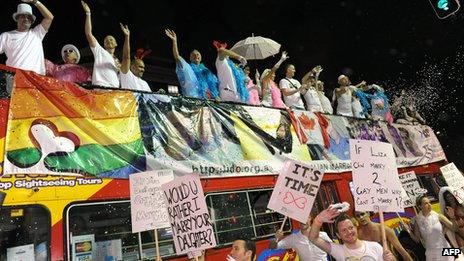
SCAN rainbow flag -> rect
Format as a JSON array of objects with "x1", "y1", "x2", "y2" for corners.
[{"x1": 3, "y1": 70, "x2": 145, "y2": 178}]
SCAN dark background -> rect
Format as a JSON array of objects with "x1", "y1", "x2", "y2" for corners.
[{"x1": 1, "y1": 0, "x2": 463, "y2": 167}]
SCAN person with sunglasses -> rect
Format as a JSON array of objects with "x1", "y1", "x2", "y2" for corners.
[
  {"x1": 354, "y1": 211, "x2": 413, "y2": 261},
  {"x1": 309, "y1": 206, "x2": 396, "y2": 261},
  {"x1": 81, "y1": 1, "x2": 120, "y2": 88},
  {"x1": 0, "y1": 0, "x2": 54, "y2": 75},
  {"x1": 45, "y1": 44, "x2": 91, "y2": 83}
]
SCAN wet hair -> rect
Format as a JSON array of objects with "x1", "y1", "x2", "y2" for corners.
[
  {"x1": 235, "y1": 238, "x2": 256, "y2": 260},
  {"x1": 334, "y1": 213, "x2": 351, "y2": 234},
  {"x1": 416, "y1": 195, "x2": 428, "y2": 210}
]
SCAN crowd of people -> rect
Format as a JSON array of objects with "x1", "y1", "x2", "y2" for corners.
[
  {"x1": 222, "y1": 187, "x2": 464, "y2": 261},
  {"x1": 0, "y1": 1, "x2": 428, "y2": 126},
  {"x1": 1, "y1": 2, "x2": 463, "y2": 261}
]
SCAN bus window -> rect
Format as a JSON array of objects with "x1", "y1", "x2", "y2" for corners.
[
  {"x1": 248, "y1": 190, "x2": 290, "y2": 238},
  {"x1": 140, "y1": 228, "x2": 175, "y2": 259},
  {"x1": 314, "y1": 182, "x2": 340, "y2": 239},
  {"x1": 434, "y1": 173, "x2": 448, "y2": 187},
  {"x1": 417, "y1": 174, "x2": 440, "y2": 200},
  {"x1": 207, "y1": 191, "x2": 254, "y2": 244},
  {"x1": 0, "y1": 205, "x2": 50, "y2": 261},
  {"x1": 206, "y1": 189, "x2": 291, "y2": 245},
  {"x1": 66, "y1": 200, "x2": 175, "y2": 261}
]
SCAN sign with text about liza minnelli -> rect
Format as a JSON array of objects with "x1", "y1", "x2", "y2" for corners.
[
  {"x1": 350, "y1": 139, "x2": 404, "y2": 212},
  {"x1": 267, "y1": 160, "x2": 324, "y2": 223}
]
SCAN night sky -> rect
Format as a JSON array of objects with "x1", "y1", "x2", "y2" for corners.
[{"x1": 1, "y1": 0, "x2": 463, "y2": 167}]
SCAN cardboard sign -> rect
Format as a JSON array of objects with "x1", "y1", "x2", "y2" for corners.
[
  {"x1": 130, "y1": 170, "x2": 174, "y2": 233},
  {"x1": 440, "y1": 163, "x2": 464, "y2": 204},
  {"x1": 398, "y1": 171, "x2": 422, "y2": 207},
  {"x1": 267, "y1": 160, "x2": 324, "y2": 223},
  {"x1": 162, "y1": 174, "x2": 217, "y2": 255},
  {"x1": 349, "y1": 139, "x2": 404, "y2": 212}
]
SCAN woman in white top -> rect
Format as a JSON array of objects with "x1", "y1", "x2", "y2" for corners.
[
  {"x1": 82, "y1": 1, "x2": 120, "y2": 88},
  {"x1": 316, "y1": 80, "x2": 333, "y2": 114},
  {"x1": 300, "y1": 66, "x2": 324, "y2": 112},
  {"x1": 412, "y1": 195, "x2": 457, "y2": 261}
]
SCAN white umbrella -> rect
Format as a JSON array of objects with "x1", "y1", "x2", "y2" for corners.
[{"x1": 231, "y1": 35, "x2": 281, "y2": 60}]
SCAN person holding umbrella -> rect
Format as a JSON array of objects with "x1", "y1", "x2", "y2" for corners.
[{"x1": 165, "y1": 29, "x2": 219, "y2": 99}]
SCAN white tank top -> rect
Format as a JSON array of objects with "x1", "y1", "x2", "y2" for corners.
[
  {"x1": 336, "y1": 88, "x2": 353, "y2": 116},
  {"x1": 416, "y1": 211, "x2": 451, "y2": 250}
]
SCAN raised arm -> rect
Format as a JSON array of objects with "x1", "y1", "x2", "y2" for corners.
[
  {"x1": 22, "y1": 0, "x2": 54, "y2": 30},
  {"x1": 217, "y1": 47, "x2": 247, "y2": 66},
  {"x1": 120, "y1": 23, "x2": 130, "y2": 74},
  {"x1": 263, "y1": 51, "x2": 288, "y2": 82},
  {"x1": 385, "y1": 227, "x2": 413, "y2": 261},
  {"x1": 301, "y1": 65, "x2": 322, "y2": 85},
  {"x1": 440, "y1": 208, "x2": 458, "y2": 232},
  {"x1": 165, "y1": 29, "x2": 181, "y2": 62},
  {"x1": 254, "y1": 70, "x2": 262, "y2": 95},
  {"x1": 308, "y1": 207, "x2": 339, "y2": 254},
  {"x1": 81, "y1": 1, "x2": 97, "y2": 47},
  {"x1": 354, "y1": 80, "x2": 367, "y2": 88}
]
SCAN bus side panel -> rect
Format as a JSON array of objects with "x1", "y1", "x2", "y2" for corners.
[{"x1": 52, "y1": 219, "x2": 64, "y2": 261}]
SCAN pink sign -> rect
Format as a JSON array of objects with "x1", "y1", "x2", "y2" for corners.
[
  {"x1": 349, "y1": 139, "x2": 404, "y2": 212},
  {"x1": 129, "y1": 170, "x2": 174, "y2": 233},
  {"x1": 267, "y1": 160, "x2": 324, "y2": 223},
  {"x1": 161, "y1": 174, "x2": 217, "y2": 255}
]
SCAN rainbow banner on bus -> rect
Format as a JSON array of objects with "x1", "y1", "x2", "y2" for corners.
[
  {"x1": 3, "y1": 70, "x2": 146, "y2": 178},
  {"x1": 0, "y1": 68, "x2": 447, "y2": 178}
]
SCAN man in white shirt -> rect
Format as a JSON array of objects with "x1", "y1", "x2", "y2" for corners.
[
  {"x1": 0, "y1": 1, "x2": 54, "y2": 75},
  {"x1": 81, "y1": 1, "x2": 120, "y2": 88},
  {"x1": 309, "y1": 207, "x2": 396, "y2": 261},
  {"x1": 271, "y1": 215, "x2": 332, "y2": 261},
  {"x1": 279, "y1": 64, "x2": 305, "y2": 110},
  {"x1": 119, "y1": 24, "x2": 151, "y2": 92}
]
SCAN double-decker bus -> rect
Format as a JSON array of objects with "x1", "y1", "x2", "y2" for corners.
[{"x1": 0, "y1": 65, "x2": 449, "y2": 260}]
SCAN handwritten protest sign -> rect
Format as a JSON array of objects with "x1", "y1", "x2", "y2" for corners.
[
  {"x1": 349, "y1": 139, "x2": 404, "y2": 212},
  {"x1": 162, "y1": 173, "x2": 217, "y2": 255},
  {"x1": 267, "y1": 160, "x2": 324, "y2": 223},
  {"x1": 398, "y1": 171, "x2": 422, "y2": 207},
  {"x1": 130, "y1": 170, "x2": 174, "y2": 233},
  {"x1": 440, "y1": 163, "x2": 464, "y2": 204}
]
